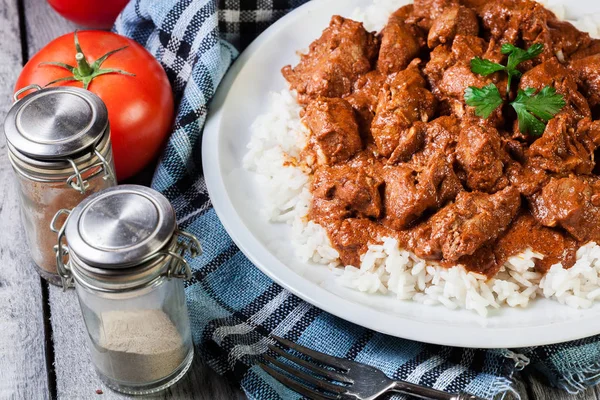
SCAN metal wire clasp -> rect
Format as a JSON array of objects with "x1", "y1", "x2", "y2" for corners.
[
  {"x1": 166, "y1": 231, "x2": 202, "y2": 280},
  {"x1": 51, "y1": 209, "x2": 73, "y2": 290},
  {"x1": 13, "y1": 84, "x2": 42, "y2": 102},
  {"x1": 66, "y1": 149, "x2": 116, "y2": 194},
  {"x1": 118, "y1": 230, "x2": 202, "y2": 282}
]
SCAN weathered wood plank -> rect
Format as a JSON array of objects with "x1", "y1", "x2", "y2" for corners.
[
  {"x1": 22, "y1": 1, "x2": 245, "y2": 397},
  {"x1": 23, "y1": 0, "x2": 80, "y2": 56},
  {"x1": 0, "y1": 0, "x2": 51, "y2": 398}
]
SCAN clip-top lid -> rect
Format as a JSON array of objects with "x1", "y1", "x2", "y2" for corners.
[
  {"x1": 3, "y1": 87, "x2": 108, "y2": 160},
  {"x1": 65, "y1": 185, "x2": 177, "y2": 269}
]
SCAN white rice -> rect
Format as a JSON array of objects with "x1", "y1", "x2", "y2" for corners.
[{"x1": 243, "y1": 1, "x2": 600, "y2": 317}]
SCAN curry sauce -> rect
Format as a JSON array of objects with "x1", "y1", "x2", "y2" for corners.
[{"x1": 283, "y1": 0, "x2": 600, "y2": 277}]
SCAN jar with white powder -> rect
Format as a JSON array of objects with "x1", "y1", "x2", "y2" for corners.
[{"x1": 53, "y1": 185, "x2": 201, "y2": 395}]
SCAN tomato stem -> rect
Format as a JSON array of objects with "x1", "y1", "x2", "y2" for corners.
[
  {"x1": 39, "y1": 31, "x2": 135, "y2": 90},
  {"x1": 75, "y1": 53, "x2": 93, "y2": 76}
]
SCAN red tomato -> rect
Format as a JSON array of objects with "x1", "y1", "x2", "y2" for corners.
[
  {"x1": 15, "y1": 31, "x2": 174, "y2": 181},
  {"x1": 47, "y1": 0, "x2": 129, "y2": 29}
]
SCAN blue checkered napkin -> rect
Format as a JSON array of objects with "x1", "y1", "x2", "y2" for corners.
[{"x1": 114, "y1": 1, "x2": 600, "y2": 398}]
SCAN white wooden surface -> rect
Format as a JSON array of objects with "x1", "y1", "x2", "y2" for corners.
[
  {"x1": 11, "y1": 0, "x2": 245, "y2": 398},
  {"x1": 1, "y1": 0, "x2": 599, "y2": 398},
  {"x1": 0, "y1": 0, "x2": 50, "y2": 398}
]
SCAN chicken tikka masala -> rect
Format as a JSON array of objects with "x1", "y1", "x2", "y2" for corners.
[{"x1": 282, "y1": 0, "x2": 600, "y2": 278}]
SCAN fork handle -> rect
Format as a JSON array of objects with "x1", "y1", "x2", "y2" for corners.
[{"x1": 390, "y1": 381, "x2": 485, "y2": 400}]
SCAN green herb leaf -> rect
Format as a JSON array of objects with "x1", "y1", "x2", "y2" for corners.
[
  {"x1": 503, "y1": 42, "x2": 544, "y2": 71},
  {"x1": 504, "y1": 43, "x2": 544, "y2": 91},
  {"x1": 465, "y1": 44, "x2": 562, "y2": 131},
  {"x1": 470, "y1": 57, "x2": 506, "y2": 76},
  {"x1": 510, "y1": 86, "x2": 566, "y2": 136},
  {"x1": 470, "y1": 44, "x2": 544, "y2": 92},
  {"x1": 500, "y1": 43, "x2": 516, "y2": 55},
  {"x1": 464, "y1": 83, "x2": 504, "y2": 119},
  {"x1": 513, "y1": 105, "x2": 547, "y2": 136}
]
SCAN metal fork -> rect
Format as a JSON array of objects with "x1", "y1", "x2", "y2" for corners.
[{"x1": 258, "y1": 335, "x2": 484, "y2": 400}]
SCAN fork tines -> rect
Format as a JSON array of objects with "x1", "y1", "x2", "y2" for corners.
[{"x1": 258, "y1": 335, "x2": 354, "y2": 400}]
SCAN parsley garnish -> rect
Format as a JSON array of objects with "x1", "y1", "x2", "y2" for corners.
[
  {"x1": 464, "y1": 43, "x2": 564, "y2": 136},
  {"x1": 502, "y1": 43, "x2": 544, "y2": 91},
  {"x1": 470, "y1": 58, "x2": 506, "y2": 76},
  {"x1": 470, "y1": 43, "x2": 544, "y2": 92},
  {"x1": 464, "y1": 84, "x2": 503, "y2": 119},
  {"x1": 511, "y1": 87, "x2": 566, "y2": 136},
  {"x1": 502, "y1": 43, "x2": 544, "y2": 69},
  {"x1": 464, "y1": 84, "x2": 565, "y2": 136}
]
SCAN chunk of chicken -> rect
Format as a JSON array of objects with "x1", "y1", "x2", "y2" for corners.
[
  {"x1": 303, "y1": 98, "x2": 362, "y2": 165},
  {"x1": 371, "y1": 63, "x2": 437, "y2": 157},
  {"x1": 312, "y1": 166, "x2": 383, "y2": 219},
  {"x1": 412, "y1": 186, "x2": 521, "y2": 261},
  {"x1": 456, "y1": 120, "x2": 508, "y2": 192},
  {"x1": 408, "y1": 116, "x2": 460, "y2": 169},
  {"x1": 519, "y1": 58, "x2": 590, "y2": 128},
  {"x1": 480, "y1": 0, "x2": 591, "y2": 62},
  {"x1": 377, "y1": 17, "x2": 425, "y2": 74},
  {"x1": 530, "y1": 176, "x2": 600, "y2": 242},
  {"x1": 570, "y1": 54, "x2": 600, "y2": 107},
  {"x1": 505, "y1": 159, "x2": 550, "y2": 197},
  {"x1": 383, "y1": 152, "x2": 462, "y2": 230},
  {"x1": 528, "y1": 114, "x2": 597, "y2": 175},
  {"x1": 571, "y1": 39, "x2": 600, "y2": 60},
  {"x1": 412, "y1": 0, "x2": 459, "y2": 30},
  {"x1": 282, "y1": 16, "x2": 378, "y2": 104},
  {"x1": 427, "y1": 5, "x2": 479, "y2": 48},
  {"x1": 344, "y1": 71, "x2": 385, "y2": 138},
  {"x1": 424, "y1": 35, "x2": 486, "y2": 98},
  {"x1": 439, "y1": 64, "x2": 489, "y2": 108},
  {"x1": 423, "y1": 35, "x2": 506, "y2": 123},
  {"x1": 507, "y1": 115, "x2": 600, "y2": 196},
  {"x1": 384, "y1": 116, "x2": 463, "y2": 229},
  {"x1": 330, "y1": 219, "x2": 392, "y2": 267}
]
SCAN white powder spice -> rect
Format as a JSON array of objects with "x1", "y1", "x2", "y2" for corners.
[{"x1": 96, "y1": 309, "x2": 187, "y2": 384}]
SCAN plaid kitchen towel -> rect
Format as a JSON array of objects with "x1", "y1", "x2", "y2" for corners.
[{"x1": 114, "y1": 1, "x2": 600, "y2": 398}]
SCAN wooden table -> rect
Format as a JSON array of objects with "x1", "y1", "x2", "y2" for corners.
[{"x1": 1, "y1": 1, "x2": 600, "y2": 399}]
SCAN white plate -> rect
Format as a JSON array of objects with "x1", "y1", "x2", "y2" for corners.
[{"x1": 202, "y1": 0, "x2": 600, "y2": 348}]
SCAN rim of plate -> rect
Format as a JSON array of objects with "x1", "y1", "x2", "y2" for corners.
[{"x1": 202, "y1": 0, "x2": 600, "y2": 348}]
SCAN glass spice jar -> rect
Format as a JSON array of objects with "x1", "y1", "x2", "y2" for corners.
[
  {"x1": 53, "y1": 185, "x2": 200, "y2": 395},
  {"x1": 3, "y1": 84, "x2": 117, "y2": 285}
]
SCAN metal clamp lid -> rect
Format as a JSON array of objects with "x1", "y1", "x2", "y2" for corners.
[
  {"x1": 5, "y1": 86, "x2": 114, "y2": 193},
  {"x1": 51, "y1": 185, "x2": 202, "y2": 291},
  {"x1": 4, "y1": 86, "x2": 109, "y2": 159},
  {"x1": 53, "y1": 224, "x2": 202, "y2": 291},
  {"x1": 65, "y1": 185, "x2": 177, "y2": 268}
]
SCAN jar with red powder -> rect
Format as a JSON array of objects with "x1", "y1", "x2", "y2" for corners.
[{"x1": 4, "y1": 85, "x2": 117, "y2": 285}]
